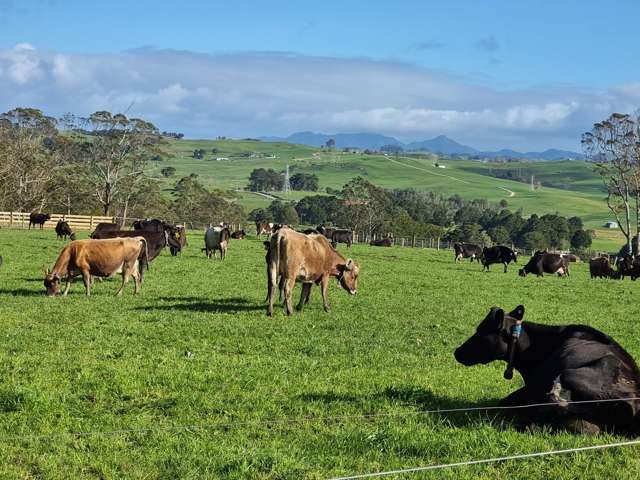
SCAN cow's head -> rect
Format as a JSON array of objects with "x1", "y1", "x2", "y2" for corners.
[
  {"x1": 454, "y1": 305, "x2": 525, "y2": 367},
  {"x1": 164, "y1": 227, "x2": 182, "y2": 252},
  {"x1": 519, "y1": 251, "x2": 544, "y2": 276},
  {"x1": 43, "y1": 267, "x2": 61, "y2": 296},
  {"x1": 511, "y1": 249, "x2": 518, "y2": 263},
  {"x1": 69, "y1": 232, "x2": 76, "y2": 241},
  {"x1": 337, "y1": 258, "x2": 359, "y2": 295}
]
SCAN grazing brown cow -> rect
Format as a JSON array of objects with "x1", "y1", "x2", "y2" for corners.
[
  {"x1": 267, "y1": 229, "x2": 359, "y2": 316},
  {"x1": 44, "y1": 238, "x2": 148, "y2": 297},
  {"x1": 90, "y1": 229, "x2": 180, "y2": 279},
  {"x1": 231, "y1": 229, "x2": 246, "y2": 239}
]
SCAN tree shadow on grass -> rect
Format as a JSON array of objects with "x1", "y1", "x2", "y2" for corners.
[{"x1": 136, "y1": 296, "x2": 264, "y2": 314}]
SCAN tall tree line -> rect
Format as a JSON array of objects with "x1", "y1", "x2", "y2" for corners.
[{"x1": 0, "y1": 108, "x2": 245, "y2": 225}]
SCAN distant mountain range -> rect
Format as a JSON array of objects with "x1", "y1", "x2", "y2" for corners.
[{"x1": 259, "y1": 131, "x2": 584, "y2": 161}]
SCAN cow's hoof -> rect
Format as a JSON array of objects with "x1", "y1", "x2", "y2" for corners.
[{"x1": 563, "y1": 417, "x2": 601, "y2": 435}]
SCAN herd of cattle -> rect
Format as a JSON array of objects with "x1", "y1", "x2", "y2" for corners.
[
  {"x1": 453, "y1": 241, "x2": 640, "y2": 280},
  {"x1": 36, "y1": 215, "x2": 363, "y2": 310},
  {"x1": 19, "y1": 213, "x2": 640, "y2": 434}
]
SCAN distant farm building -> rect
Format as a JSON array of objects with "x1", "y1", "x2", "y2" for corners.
[{"x1": 604, "y1": 221, "x2": 619, "y2": 229}]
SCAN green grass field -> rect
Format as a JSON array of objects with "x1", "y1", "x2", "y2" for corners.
[
  {"x1": 147, "y1": 139, "x2": 627, "y2": 251},
  {"x1": 1, "y1": 229, "x2": 639, "y2": 479}
]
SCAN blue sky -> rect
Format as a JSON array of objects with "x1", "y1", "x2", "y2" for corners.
[{"x1": 1, "y1": 0, "x2": 639, "y2": 149}]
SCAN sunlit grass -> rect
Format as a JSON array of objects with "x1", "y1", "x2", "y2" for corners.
[{"x1": 0, "y1": 229, "x2": 638, "y2": 478}]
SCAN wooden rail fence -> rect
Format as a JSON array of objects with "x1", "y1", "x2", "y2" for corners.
[{"x1": 0, "y1": 212, "x2": 116, "y2": 231}]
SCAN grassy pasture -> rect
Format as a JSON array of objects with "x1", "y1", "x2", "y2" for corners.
[
  {"x1": 148, "y1": 139, "x2": 626, "y2": 250},
  {"x1": 1, "y1": 229, "x2": 639, "y2": 479}
]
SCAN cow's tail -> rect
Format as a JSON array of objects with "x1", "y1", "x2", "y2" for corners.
[
  {"x1": 266, "y1": 230, "x2": 282, "y2": 313},
  {"x1": 139, "y1": 237, "x2": 149, "y2": 275}
]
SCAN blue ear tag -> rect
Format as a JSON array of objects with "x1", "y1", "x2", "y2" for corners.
[{"x1": 511, "y1": 324, "x2": 522, "y2": 338}]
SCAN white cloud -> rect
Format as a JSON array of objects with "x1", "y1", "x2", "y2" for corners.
[
  {"x1": 0, "y1": 43, "x2": 42, "y2": 84},
  {"x1": 0, "y1": 45, "x2": 636, "y2": 149}
]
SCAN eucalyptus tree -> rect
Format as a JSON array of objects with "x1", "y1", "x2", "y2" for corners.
[
  {"x1": 68, "y1": 111, "x2": 162, "y2": 219},
  {"x1": 0, "y1": 108, "x2": 60, "y2": 212},
  {"x1": 582, "y1": 112, "x2": 640, "y2": 255}
]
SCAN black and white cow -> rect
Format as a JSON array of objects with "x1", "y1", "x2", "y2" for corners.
[
  {"x1": 481, "y1": 245, "x2": 518, "y2": 273},
  {"x1": 453, "y1": 243, "x2": 482, "y2": 263}
]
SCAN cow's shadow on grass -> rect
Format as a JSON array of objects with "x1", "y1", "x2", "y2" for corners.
[
  {"x1": 137, "y1": 296, "x2": 264, "y2": 314},
  {"x1": 299, "y1": 385, "x2": 511, "y2": 429},
  {"x1": 380, "y1": 385, "x2": 517, "y2": 429},
  {"x1": 0, "y1": 288, "x2": 42, "y2": 297}
]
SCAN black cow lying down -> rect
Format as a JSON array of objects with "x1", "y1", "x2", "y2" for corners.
[{"x1": 455, "y1": 305, "x2": 640, "y2": 434}]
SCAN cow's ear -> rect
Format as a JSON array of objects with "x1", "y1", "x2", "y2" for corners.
[
  {"x1": 345, "y1": 259, "x2": 354, "y2": 271},
  {"x1": 509, "y1": 305, "x2": 525, "y2": 320}
]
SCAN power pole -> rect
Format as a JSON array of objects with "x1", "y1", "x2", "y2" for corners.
[
  {"x1": 530, "y1": 175, "x2": 534, "y2": 191},
  {"x1": 283, "y1": 164, "x2": 291, "y2": 194}
]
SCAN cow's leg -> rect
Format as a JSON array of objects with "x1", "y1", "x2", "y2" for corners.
[
  {"x1": 320, "y1": 274, "x2": 331, "y2": 313},
  {"x1": 550, "y1": 355, "x2": 634, "y2": 433},
  {"x1": 278, "y1": 275, "x2": 285, "y2": 304},
  {"x1": 63, "y1": 277, "x2": 73, "y2": 296},
  {"x1": 132, "y1": 262, "x2": 141, "y2": 295},
  {"x1": 82, "y1": 272, "x2": 91, "y2": 296},
  {"x1": 296, "y1": 283, "x2": 312, "y2": 311},
  {"x1": 284, "y1": 278, "x2": 296, "y2": 316},
  {"x1": 116, "y1": 264, "x2": 132, "y2": 296},
  {"x1": 267, "y1": 260, "x2": 278, "y2": 316},
  {"x1": 503, "y1": 262, "x2": 508, "y2": 273},
  {"x1": 500, "y1": 385, "x2": 540, "y2": 407}
]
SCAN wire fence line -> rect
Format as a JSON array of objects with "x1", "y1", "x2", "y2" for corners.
[
  {"x1": 327, "y1": 439, "x2": 640, "y2": 479},
  {"x1": 2, "y1": 397, "x2": 638, "y2": 442}
]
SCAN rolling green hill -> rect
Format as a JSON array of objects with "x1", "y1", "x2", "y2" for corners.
[{"x1": 149, "y1": 139, "x2": 624, "y2": 250}]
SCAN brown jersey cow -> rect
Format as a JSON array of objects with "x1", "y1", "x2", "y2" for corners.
[
  {"x1": 267, "y1": 229, "x2": 359, "y2": 316},
  {"x1": 44, "y1": 238, "x2": 148, "y2": 297}
]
